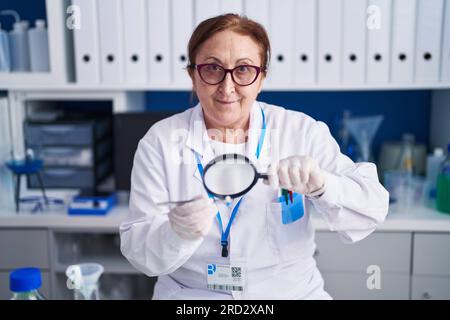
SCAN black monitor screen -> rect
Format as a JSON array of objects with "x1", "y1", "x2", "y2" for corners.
[{"x1": 113, "y1": 112, "x2": 175, "y2": 190}]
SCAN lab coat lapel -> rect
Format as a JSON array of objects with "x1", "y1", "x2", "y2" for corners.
[
  {"x1": 246, "y1": 101, "x2": 269, "y2": 171},
  {"x1": 185, "y1": 103, "x2": 215, "y2": 183}
]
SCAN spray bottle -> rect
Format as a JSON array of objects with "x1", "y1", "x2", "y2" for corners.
[
  {"x1": 28, "y1": 19, "x2": 50, "y2": 72},
  {"x1": 1, "y1": 10, "x2": 31, "y2": 72},
  {"x1": 0, "y1": 21, "x2": 11, "y2": 71}
]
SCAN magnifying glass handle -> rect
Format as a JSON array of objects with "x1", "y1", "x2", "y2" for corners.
[{"x1": 259, "y1": 173, "x2": 269, "y2": 180}]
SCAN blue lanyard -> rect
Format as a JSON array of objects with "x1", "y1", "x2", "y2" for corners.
[{"x1": 194, "y1": 105, "x2": 266, "y2": 257}]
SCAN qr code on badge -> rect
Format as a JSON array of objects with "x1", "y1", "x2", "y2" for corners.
[{"x1": 231, "y1": 267, "x2": 241, "y2": 279}]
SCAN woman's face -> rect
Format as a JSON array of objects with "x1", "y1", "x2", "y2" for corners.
[{"x1": 191, "y1": 30, "x2": 265, "y2": 129}]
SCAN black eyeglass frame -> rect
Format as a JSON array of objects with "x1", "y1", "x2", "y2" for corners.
[{"x1": 189, "y1": 63, "x2": 265, "y2": 86}]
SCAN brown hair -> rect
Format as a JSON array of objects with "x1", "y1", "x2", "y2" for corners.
[{"x1": 187, "y1": 13, "x2": 271, "y2": 77}]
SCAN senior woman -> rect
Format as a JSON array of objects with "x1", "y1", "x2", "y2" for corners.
[{"x1": 120, "y1": 14, "x2": 389, "y2": 300}]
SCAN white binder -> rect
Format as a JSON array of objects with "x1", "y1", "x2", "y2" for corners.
[
  {"x1": 317, "y1": 0, "x2": 342, "y2": 83},
  {"x1": 269, "y1": 0, "x2": 294, "y2": 85},
  {"x1": 342, "y1": 0, "x2": 366, "y2": 84},
  {"x1": 220, "y1": 0, "x2": 243, "y2": 14},
  {"x1": 294, "y1": 0, "x2": 316, "y2": 84},
  {"x1": 244, "y1": 0, "x2": 269, "y2": 30},
  {"x1": 415, "y1": 0, "x2": 445, "y2": 83},
  {"x1": 148, "y1": 0, "x2": 171, "y2": 84},
  {"x1": 72, "y1": 0, "x2": 100, "y2": 84},
  {"x1": 122, "y1": 0, "x2": 147, "y2": 84},
  {"x1": 195, "y1": 0, "x2": 220, "y2": 26},
  {"x1": 391, "y1": 0, "x2": 416, "y2": 83},
  {"x1": 172, "y1": 0, "x2": 194, "y2": 86},
  {"x1": 97, "y1": 0, "x2": 124, "y2": 84},
  {"x1": 441, "y1": 0, "x2": 450, "y2": 82},
  {"x1": 244, "y1": 0, "x2": 270, "y2": 84},
  {"x1": 366, "y1": 0, "x2": 391, "y2": 83}
]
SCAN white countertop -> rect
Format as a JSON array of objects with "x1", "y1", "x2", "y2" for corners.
[
  {"x1": 0, "y1": 206, "x2": 127, "y2": 231},
  {"x1": 1, "y1": 205, "x2": 450, "y2": 232},
  {"x1": 312, "y1": 206, "x2": 450, "y2": 232}
]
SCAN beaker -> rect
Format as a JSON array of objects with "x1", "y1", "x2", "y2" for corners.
[
  {"x1": 384, "y1": 170, "x2": 425, "y2": 211},
  {"x1": 396, "y1": 133, "x2": 415, "y2": 174}
]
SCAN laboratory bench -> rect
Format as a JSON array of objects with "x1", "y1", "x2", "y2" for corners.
[
  {"x1": 1, "y1": 0, "x2": 450, "y2": 302},
  {"x1": 1, "y1": 205, "x2": 450, "y2": 300}
]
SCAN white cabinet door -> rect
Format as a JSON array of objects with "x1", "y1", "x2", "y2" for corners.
[
  {"x1": 0, "y1": 229, "x2": 50, "y2": 269},
  {"x1": 411, "y1": 233, "x2": 450, "y2": 299},
  {"x1": 412, "y1": 276, "x2": 450, "y2": 300},
  {"x1": 315, "y1": 231, "x2": 412, "y2": 299},
  {"x1": 314, "y1": 231, "x2": 411, "y2": 273},
  {"x1": 413, "y1": 233, "x2": 450, "y2": 276},
  {"x1": 322, "y1": 272, "x2": 410, "y2": 300}
]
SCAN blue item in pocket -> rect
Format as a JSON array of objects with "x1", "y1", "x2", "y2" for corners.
[{"x1": 276, "y1": 192, "x2": 304, "y2": 224}]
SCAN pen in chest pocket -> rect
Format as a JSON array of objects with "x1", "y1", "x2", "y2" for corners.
[{"x1": 280, "y1": 188, "x2": 294, "y2": 205}]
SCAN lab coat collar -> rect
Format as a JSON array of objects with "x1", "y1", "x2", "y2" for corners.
[
  {"x1": 185, "y1": 103, "x2": 214, "y2": 163},
  {"x1": 246, "y1": 101, "x2": 266, "y2": 167},
  {"x1": 186, "y1": 101, "x2": 267, "y2": 182}
]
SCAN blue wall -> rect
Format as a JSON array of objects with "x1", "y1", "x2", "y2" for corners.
[
  {"x1": 146, "y1": 90, "x2": 431, "y2": 161},
  {"x1": 0, "y1": 0, "x2": 47, "y2": 30}
]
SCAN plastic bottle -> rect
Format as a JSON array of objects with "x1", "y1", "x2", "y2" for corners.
[
  {"x1": 425, "y1": 148, "x2": 445, "y2": 208},
  {"x1": 436, "y1": 143, "x2": 450, "y2": 214},
  {"x1": 9, "y1": 20, "x2": 30, "y2": 71},
  {"x1": 0, "y1": 10, "x2": 20, "y2": 71},
  {"x1": 10, "y1": 267, "x2": 46, "y2": 300},
  {"x1": 396, "y1": 133, "x2": 415, "y2": 174},
  {"x1": 389, "y1": 134, "x2": 416, "y2": 209},
  {"x1": 28, "y1": 19, "x2": 50, "y2": 72},
  {"x1": 0, "y1": 22, "x2": 11, "y2": 71}
]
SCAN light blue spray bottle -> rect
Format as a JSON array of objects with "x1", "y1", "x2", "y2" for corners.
[
  {"x1": 0, "y1": 11, "x2": 13, "y2": 71},
  {"x1": 1, "y1": 10, "x2": 30, "y2": 72}
]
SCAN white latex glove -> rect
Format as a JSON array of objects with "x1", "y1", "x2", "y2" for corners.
[
  {"x1": 168, "y1": 195, "x2": 217, "y2": 240},
  {"x1": 264, "y1": 155, "x2": 327, "y2": 198}
]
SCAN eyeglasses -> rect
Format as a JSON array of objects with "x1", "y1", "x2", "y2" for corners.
[{"x1": 191, "y1": 63, "x2": 264, "y2": 86}]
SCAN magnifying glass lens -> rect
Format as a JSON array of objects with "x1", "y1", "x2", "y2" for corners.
[{"x1": 204, "y1": 158, "x2": 255, "y2": 197}]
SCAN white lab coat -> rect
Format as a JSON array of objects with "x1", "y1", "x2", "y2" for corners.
[{"x1": 120, "y1": 101, "x2": 389, "y2": 300}]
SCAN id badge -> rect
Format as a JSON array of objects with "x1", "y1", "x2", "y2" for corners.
[{"x1": 206, "y1": 262, "x2": 246, "y2": 292}]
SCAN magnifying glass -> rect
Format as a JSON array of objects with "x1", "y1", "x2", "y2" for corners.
[
  {"x1": 202, "y1": 153, "x2": 269, "y2": 200},
  {"x1": 156, "y1": 154, "x2": 270, "y2": 206}
]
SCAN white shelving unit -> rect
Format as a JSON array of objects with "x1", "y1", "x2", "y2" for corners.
[
  {"x1": 0, "y1": 0, "x2": 74, "y2": 87},
  {"x1": 6, "y1": 90, "x2": 145, "y2": 179},
  {"x1": 0, "y1": 88, "x2": 147, "y2": 299},
  {"x1": 0, "y1": 0, "x2": 449, "y2": 92}
]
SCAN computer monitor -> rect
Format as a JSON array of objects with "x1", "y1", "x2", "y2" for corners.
[{"x1": 113, "y1": 112, "x2": 175, "y2": 190}]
